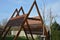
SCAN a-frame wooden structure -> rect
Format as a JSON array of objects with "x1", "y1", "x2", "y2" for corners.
[
  {"x1": 1, "y1": 6, "x2": 35, "y2": 40},
  {"x1": 0, "y1": 0, "x2": 48, "y2": 40}
]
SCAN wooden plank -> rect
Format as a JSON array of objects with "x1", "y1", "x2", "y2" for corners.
[
  {"x1": 26, "y1": 31, "x2": 43, "y2": 35},
  {"x1": 28, "y1": 18, "x2": 41, "y2": 21},
  {"x1": 24, "y1": 26, "x2": 43, "y2": 35}
]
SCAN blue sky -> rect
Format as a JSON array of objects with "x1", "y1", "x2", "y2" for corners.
[{"x1": 0, "y1": 0, "x2": 60, "y2": 25}]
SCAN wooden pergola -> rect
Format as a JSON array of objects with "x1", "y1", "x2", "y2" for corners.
[{"x1": 0, "y1": 0, "x2": 48, "y2": 40}]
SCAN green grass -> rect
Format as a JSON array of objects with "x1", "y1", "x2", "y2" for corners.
[
  {"x1": 0, "y1": 36, "x2": 27, "y2": 40},
  {"x1": 0, "y1": 35, "x2": 40, "y2": 40}
]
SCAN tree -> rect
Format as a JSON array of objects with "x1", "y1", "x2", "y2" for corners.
[
  {"x1": 1, "y1": 18, "x2": 8, "y2": 26},
  {"x1": 51, "y1": 21, "x2": 60, "y2": 40},
  {"x1": 51, "y1": 21, "x2": 60, "y2": 31}
]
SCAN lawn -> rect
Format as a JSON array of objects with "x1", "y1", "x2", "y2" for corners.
[
  {"x1": 0, "y1": 36, "x2": 27, "y2": 40},
  {"x1": 0, "y1": 35, "x2": 40, "y2": 40}
]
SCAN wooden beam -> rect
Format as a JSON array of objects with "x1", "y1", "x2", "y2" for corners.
[
  {"x1": 0, "y1": 8, "x2": 18, "y2": 37},
  {"x1": 26, "y1": 20, "x2": 35, "y2": 40},
  {"x1": 1, "y1": 26, "x2": 11, "y2": 40},
  {"x1": 28, "y1": 18, "x2": 41, "y2": 21},
  {"x1": 35, "y1": 1, "x2": 44, "y2": 25},
  {"x1": 19, "y1": 6, "x2": 25, "y2": 15}
]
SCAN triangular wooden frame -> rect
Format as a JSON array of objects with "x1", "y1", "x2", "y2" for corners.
[
  {"x1": 14, "y1": 0, "x2": 44, "y2": 40},
  {"x1": 1, "y1": 6, "x2": 34, "y2": 40}
]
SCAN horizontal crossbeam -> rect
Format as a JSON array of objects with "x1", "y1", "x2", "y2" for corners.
[{"x1": 28, "y1": 18, "x2": 41, "y2": 21}]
